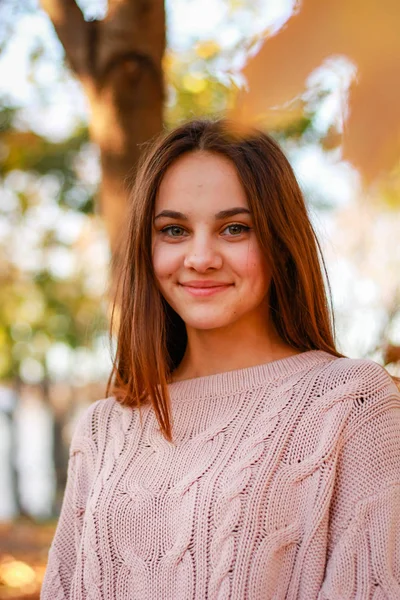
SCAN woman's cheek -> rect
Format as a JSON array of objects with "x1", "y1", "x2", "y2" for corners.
[
  {"x1": 242, "y1": 245, "x2": 272, "y2": 291},
  {"x1": 152, "y1": 243, "x2": 181, "y2": 281},
  {"x1": 152, "y1": 242, "x2": 168, "y2": 281},
  {"x1": 234, "y1": 243, "x2": 263, "y2": 275}
]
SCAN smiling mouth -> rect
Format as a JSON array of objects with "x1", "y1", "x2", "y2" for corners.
[{"x1": 179, "y1": 283, "x2": 232, "y2": 297}]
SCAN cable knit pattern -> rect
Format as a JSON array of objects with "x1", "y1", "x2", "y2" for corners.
[{"x1": 41, "y1": 350, "x2": 400, "y2": 599}]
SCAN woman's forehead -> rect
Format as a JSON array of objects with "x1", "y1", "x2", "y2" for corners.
[{"x1": 155, "y1": 151, "x2": 249, "y2": 213}]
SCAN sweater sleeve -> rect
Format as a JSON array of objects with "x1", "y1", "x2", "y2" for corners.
[
  {"x1": 40, "y1": 401, "x2": 101, "y2": 600},
  {"x1": 319, "y1": 362, "x2": 400, "y2": 599}
]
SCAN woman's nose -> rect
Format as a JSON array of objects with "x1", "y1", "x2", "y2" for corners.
[{"x1": 183, "y1": 235, "x2": 223, "y2": 272}]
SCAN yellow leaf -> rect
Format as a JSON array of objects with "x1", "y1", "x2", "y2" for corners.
[
  {"x1": 0, "y1": 560, "x2": 37, "y2": 588},
  {"x1": 162, "y1": 51, "x2": 178, "y2": 73},
  {"x1": 195, "y1": 40, "x2": 221, "y2": 60},
  {"x1": 0, "y1": 351, "x2": 12, "y2": 378},
  {"x1": 231, "y1": 0, "x2": 400, "y2": 183},
  {"x1": 182, "y1": 73, "x2": 207, "y2": 94},
  {"x1": 321, "y1": 125, "x2": 342, "y2": 151}
]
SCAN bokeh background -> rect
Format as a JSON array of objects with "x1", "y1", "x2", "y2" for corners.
[{"x1": 1, "y1": 0, "x2": 400, "y2": 597}]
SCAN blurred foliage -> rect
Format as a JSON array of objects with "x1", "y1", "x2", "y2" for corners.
[
  {"x1": 0, "y1": 0, "x2": 37, "y2": 54},
  {"x1": 0, "y1": 98, "x2": 106, "y2": 383},
  {"x1": 163, "y1": 45, "x2": 238, "y2": 125},
  {"x1": 0, "y1": 0, "x2": 326, "y2": 388},
  {"x1": 0, "y1": 124, "x2": 94, "y2": 213}
]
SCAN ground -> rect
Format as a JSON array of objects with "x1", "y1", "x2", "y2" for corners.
[{"x1": 0, "y1": 518, "x2": 55, "y2": 599}]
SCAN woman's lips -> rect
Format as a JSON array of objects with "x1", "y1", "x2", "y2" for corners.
[{"x1": 179, "y1": 283, "x2": 232, "y2": 297}]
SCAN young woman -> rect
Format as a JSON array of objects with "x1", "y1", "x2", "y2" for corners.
[{"x1": 41, "y1": 119, "x2": 400, "y2": 599}]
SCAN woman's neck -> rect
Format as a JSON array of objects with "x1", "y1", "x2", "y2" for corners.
[{"x1": 172, "y1": 317, "x2": 300, "y2": 382}]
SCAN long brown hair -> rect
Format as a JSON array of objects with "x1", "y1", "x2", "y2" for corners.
[{"x1": 106, "y1": 118, "x2": 343, "y2": 441}]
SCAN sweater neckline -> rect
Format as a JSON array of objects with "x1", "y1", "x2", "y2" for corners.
[{"x1": 167, "y1": 350, "x2": 335, "y2": 401}]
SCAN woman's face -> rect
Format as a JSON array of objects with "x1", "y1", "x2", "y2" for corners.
[{"x1": 152, "y1": 151, "x2": 272, "y2": 332}]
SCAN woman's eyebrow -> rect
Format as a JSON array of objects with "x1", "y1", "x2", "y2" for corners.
[
  {"x1": 154, "y1": 207, "x2": 251, "y2": 221},
  {"x1": 154, "y1": 210, "x2": 188, "y2": 221},
  {"x1": 215, "y1": 207, "x2": 251, "y2": 220}
]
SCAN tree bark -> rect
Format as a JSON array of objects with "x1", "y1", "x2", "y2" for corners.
[{"x1": 40, "y1": 0, "x2": 165, "y2": 265}]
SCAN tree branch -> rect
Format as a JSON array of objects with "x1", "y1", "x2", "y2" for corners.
[{"x1": 40, "y1": 0, "x2": 90, "y2": 76}]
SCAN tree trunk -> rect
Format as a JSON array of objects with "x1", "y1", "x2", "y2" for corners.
[
  {"x1": 38, "y1": 1, "x2": 165, "y2": 517},
  {"x1": 8, "y1": 378, "x2": 28, "y2": 517},
  {"x1": 40, "y1": 0, "x2": 165, "y2": 267},
  {"x1": 39, "y1": 376, "x2": 70, "y2": 517}
]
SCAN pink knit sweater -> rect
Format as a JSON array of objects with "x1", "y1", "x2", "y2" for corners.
[{"x1": 41, "y1": 350, "x2": 400, "y2": 599}]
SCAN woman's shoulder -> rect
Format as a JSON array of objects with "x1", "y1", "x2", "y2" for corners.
[
  {"x1": 320, "y1": 355, "x2": 397, "y2": 394},
  {"x1": 70, "y1": 396, "x2": 122, "y2": 449},
  {"x1": 313, "y1": 355, "x2": 400, "y2": 431}
]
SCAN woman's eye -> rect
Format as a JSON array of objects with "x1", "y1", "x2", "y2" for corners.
[
  {"x1": 223, "y1": 224, "x2": 250, "y2": 236},
  {"x1": 160, "y1": 224, "x2": 250, "y2": 238},
  {"x1": 161, "y1": 225, "x2": 186, "y2": 237}
]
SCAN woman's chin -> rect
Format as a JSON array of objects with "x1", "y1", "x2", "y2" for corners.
[{"x1": 182, "y1": 313, "x2": 235, "y2": 332}]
